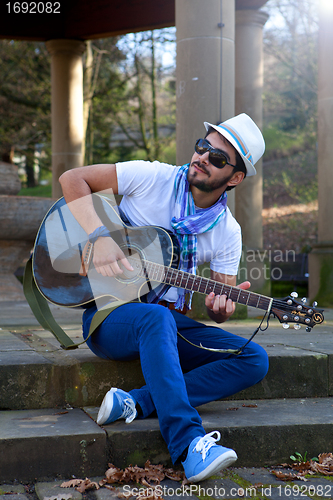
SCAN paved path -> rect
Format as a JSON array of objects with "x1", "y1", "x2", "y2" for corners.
[
  {"x1": 1, "y1": 300, "x2": 333, "y2": 497},
  {"x1": 1, "y1": 467, "x2": 333, "y2": 500}
]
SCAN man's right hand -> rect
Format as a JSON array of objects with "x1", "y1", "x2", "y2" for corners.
[{"x1": 92, "y1": 237, "x2": 134, "y2": 277}]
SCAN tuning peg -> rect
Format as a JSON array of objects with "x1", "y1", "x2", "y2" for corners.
[
  {"x1": 293, "y1": 324, "x2": 301, "y2": 330},
  {"x1": 306, "y1": 326, "x2": 312, "y2": 332},
  {"x1": 282, "y1": 323, "x2": 290, "y2": 329},
  {"x1": 312, "y1": 301, "x2": 318, "y2": 307},
  {"x1": 301, "y1": 297, "x2": 307, "y2": 303},
  {"x1": 291, "y1": 292, "x2": 298, "y2": 298}
]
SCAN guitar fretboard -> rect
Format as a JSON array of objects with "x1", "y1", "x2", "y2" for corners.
[{"x1": 140, "y1": 259, "x2": 272, "y2": 312}]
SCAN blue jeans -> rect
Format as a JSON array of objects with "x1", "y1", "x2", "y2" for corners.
[{"x1": 82, "y1": 303, "x2": 269, "y2": 464}]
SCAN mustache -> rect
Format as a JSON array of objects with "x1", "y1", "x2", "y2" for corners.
[{"x1": 191, "y1": 161, "x2": 210, "y2": 175}]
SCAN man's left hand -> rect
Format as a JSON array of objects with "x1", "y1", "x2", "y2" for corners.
[{"x1": 205, "y1": 281, "x2": 251, "y2": 323}]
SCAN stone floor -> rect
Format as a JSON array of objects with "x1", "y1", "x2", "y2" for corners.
[{"x1": 1, "y1": 299, "x2": 333, "y2": 497}]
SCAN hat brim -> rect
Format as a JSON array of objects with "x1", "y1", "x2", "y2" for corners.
[{"x1": 204, "y1": 122, "x2": 257, "y2": 176}]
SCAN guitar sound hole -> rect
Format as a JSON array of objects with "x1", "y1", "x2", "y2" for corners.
[{"x1": 116, "y1": 246, "x2": 144, "y2": 283}]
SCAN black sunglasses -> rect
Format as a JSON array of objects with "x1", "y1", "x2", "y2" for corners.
[{"x1": 195, "y1": 138, "x2": 237, "y2": 169}]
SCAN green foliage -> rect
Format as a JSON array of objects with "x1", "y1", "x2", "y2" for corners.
[
  {"x1": 263, "y1": 124, "x2": 316, "y2": 160},
  {"x1": 0, "y1": 39, "x2": 51, "y2": 184},
  {"x1": 290, "y1": 451, "x2": 319, "y2": 463},
  {"x1": 263, "y1": 0, "x2": 318, "y2": 155},
  {"x1": 281, "y1": 169, "x2": 318, "y2": 204},
  {"x1": 263, "y1": 149, "x2": 318, "y2": 208},
  {"x1": 83, "y1": 30, "x2": 176, "y2": 166},
  {"x1": 157, "y1": 138, "x2": 177, "y2": 165},
  {"x1": 271, "y1": 281, "x2": 308, "y2": 299}
]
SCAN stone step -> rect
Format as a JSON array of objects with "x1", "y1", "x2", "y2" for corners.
[
  {"x1": 1, "y1": 397, "x2": 333, "y2": 482},
  {"x1": 4, "y1": 471, "x2": 333, "y2": 500},
  {"x1": 1, "y1": 315, "x2": 333, "y2": 410},
  {"x1": 0, "y1": 407, "x2": 106, "y2": 482}
]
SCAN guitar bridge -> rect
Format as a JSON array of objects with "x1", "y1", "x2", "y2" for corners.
[{"x1": 79, "y1": 241, "x2": 94, "y2": 276}]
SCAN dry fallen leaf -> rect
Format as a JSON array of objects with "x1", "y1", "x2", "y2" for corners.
[
  {"x1": 271, "y1": 470, "x2": 309, "y2": 481},
  {"x1": 61, "y1": 460, "x2": 185, "y2": 500},
  {"x1": 309, "y1": 453, "x2": 333, "y2": 476},
  {"x1": 272, "y1": 452, "x2": 333, "y2": 481},
  {"x1": 60, "y1": 480, "x2": 82, "y2": 488},
  {"x1": 103, "y1": 461, "x2": 184, "y2": 486},
  {"x1": 61, "y1": 478, "x2": 99, "y2": 492},
  {"x1": 242, "y1": 404, "x2": 258, "y2": 408}
]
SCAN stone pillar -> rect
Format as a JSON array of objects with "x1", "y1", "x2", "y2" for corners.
[
  {"x1": 234, "y1": 9, "x2": 269, "y2": 295},
  {"x1": 235, "y1": 9, "x2": 268, "y2": 249},
  {"x1": 0, "y1": 196, "x2": 54, "y2": 301},
  {"x1": 308, "y1": 1, "x2": 333, "y2": 306},
  {"x1": 176, "y1": 0, "x2": 236, "y2": 213},
  {"x1": 46, "y1": 40, "x2": 86, "y2": 199}
]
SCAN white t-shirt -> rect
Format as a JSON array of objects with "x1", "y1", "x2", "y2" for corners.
[{"x1": 116, "y1": 160, "x2": 242, "y2": 302}]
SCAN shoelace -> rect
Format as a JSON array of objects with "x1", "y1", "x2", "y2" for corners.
[
  {"x1": 121, "y1": 397, "x2": 137, "y2": 424},
  {"x1": 194, "y1": 431, "x2": 221, "y2": 461}
]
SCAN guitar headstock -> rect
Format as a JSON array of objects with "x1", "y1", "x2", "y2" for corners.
[{"x1": 271, "y1": 292, "x2": 324, "y2": 331}]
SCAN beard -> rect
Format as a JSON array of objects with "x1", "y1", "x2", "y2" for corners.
[{"x1": 187, "y1": 161, "x2": 234, "y2": 193}]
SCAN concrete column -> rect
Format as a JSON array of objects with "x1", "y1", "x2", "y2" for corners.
[
  {"x1": 235, "y1": 9, "x2": 268, "y2": 250},
  {"x1": 46, "y1": 40, "x2": 86, "y2": 199},
  {"x1": 176, "y1": 0, "x2": 236, "y2": 213},
  {"x1": 234, "y1": 9, "x2": 269, "y2": 296},
  {"x1": 308, "y1": 1, "x2": 333, "y2": 306}
]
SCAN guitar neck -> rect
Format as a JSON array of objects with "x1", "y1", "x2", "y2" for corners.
[{"x1": 142, "y1": 259, "x2": 273, "y2": 312}]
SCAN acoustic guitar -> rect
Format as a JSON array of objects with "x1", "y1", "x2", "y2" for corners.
[{"x1": 32, "y1": 194, "x2": 324, "y2": 331}]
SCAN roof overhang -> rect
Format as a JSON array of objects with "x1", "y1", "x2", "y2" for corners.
[{"x1": 0, "y1": 0, "x2": 268, "y2": 42}]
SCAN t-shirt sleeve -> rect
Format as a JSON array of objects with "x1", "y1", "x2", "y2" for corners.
[
  {"x1": 115, "y1": 160, "x2": 178, "y2": 229},
  {"x1": 116, "y1": 160, "x2": 172, "y2": 197}
]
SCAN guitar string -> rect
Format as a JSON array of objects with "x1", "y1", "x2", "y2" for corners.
[
  {"x1": 139, "y1": 258, "x2": 272, "y2": 311},
  {"x1": 124, "y1": 255, "x2": 314, "y2": 320},
  {"x1": 142, "y1": 259, "x2": 318, "y2": 321}
]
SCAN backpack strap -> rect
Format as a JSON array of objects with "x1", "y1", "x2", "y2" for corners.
[{"x1": 23, "y1": 257, "x2": 126, "y2": 350}]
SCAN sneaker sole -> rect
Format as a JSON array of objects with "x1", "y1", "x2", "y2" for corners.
[
  {"x1": 97, "y1": 388, "x2": 117, "y2": 425},
  {"x1": 187, "y1": 450, "x2": 238, "y2": 483}
]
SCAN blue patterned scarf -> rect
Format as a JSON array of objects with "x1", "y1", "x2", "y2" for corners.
[{"x1": 170, "y1": 164, "x2": 228, "y2": 310}]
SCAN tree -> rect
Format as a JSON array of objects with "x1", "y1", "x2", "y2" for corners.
[
  {"x1": 0, "y1": 28, "x2": 177, "y2": 188},
  {"x1": 86, "y1": 29, "x2": 176, "y2": 165},
  {"x1": 263, "y1": 0, "x2": 318, "y2": 141},
  {"x1": 117, "y1": 29, "x2": 176, "y2": 162},
  {"x1": 0, "y1": 40, "x2": 51, "y2": 186}
]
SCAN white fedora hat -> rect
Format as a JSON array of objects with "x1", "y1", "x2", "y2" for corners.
[{"x1": 204, "y1": 113, "x2": 265, "y2": 176}]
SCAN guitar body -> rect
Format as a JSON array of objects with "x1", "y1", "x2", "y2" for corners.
[{"x1": 32, "y1": 195, "x2": 180, "y2": 308}]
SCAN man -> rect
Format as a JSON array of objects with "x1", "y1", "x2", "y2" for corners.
[{"x1": 59, "y1": 113, "x2": 269, "y2": 483}]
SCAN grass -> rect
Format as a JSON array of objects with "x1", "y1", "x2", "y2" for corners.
[
  {"x1": 263, "y1": 149, "x2": 318, "y2": 208},
  {"x1": 18, "y1": 184, "x2": 52, "y2": 197},
  {"x1": 263, "y1": 123, "x2": 316, "y2": 161},
  {"x1": 271, "y1": 281, "x2": 308, "y2": 299}
]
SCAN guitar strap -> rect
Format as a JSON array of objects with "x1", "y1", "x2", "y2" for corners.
[{"x1": 23, "y1": 256, "x2": 126, "y2": 350}]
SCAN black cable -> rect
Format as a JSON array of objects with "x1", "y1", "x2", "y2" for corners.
[{"x1": 177, "y1": 312, "x2": 271, "y2": 355}]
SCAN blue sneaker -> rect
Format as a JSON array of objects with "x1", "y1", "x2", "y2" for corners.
[
  {"x1": 97, "y1": 388, "x2": 137, "y2": 425},
  {"x1": 182, "y1": 431, "x2": 237, "y2": 482}
]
